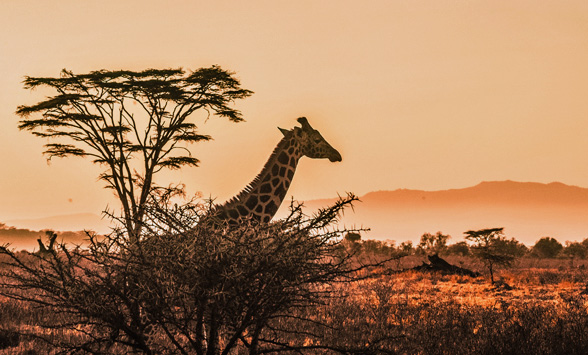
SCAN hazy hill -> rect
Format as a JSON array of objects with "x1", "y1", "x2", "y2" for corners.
[
  {"x1": 6, "y1": 213, "x2": 110, "y2": 234},
  {"x1": 1, "y1": 213, "x2": 110, "y2": 251},
  {"x1": 4, "y1": 181, "x2": 588, "y2": 248},
  {"x1": 0, "y1": 225, "x2": 90, "y2": 251},
  {"x1": 298, "y1": 181, "x2": 588, "y2": 245}
]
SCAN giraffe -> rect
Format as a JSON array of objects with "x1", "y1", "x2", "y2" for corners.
[{"x1": 212, "y1": 117, "x2": 341, "y2": 224}]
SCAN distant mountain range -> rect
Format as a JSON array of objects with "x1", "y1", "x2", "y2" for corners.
[
  {"x1": 3, "y1": 181, "x2": 588, "y2": 249},
  {"x1": 298, "y1": 181, "x2": 588, "y2": 245}
]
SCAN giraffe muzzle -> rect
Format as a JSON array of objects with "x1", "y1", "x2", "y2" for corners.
[{"x1": 329, "y1": 149, "x2": 342, "y2": 162}]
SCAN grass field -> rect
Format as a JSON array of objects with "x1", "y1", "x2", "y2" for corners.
[
  {"x1": 313, "y1": 256, "x2": 588, "y2": 354},
  {"x1": 1, "y1": 255, "x2": 587, "y2": 354}
]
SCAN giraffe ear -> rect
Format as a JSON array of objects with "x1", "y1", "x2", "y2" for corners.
[{"x1": 278, "y1": 127, "x2": 289, "y2": 136}]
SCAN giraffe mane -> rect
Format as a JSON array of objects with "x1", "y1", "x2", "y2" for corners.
[{"x1": 221, "y1": 132, "x2": 293, "y2": 208}]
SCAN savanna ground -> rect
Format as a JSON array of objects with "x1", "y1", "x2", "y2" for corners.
[{"x1": 1, "y1": 253, "x2": 587, "y2": 355}]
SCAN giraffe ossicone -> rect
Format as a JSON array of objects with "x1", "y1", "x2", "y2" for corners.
[{"x1": 212, "y1": 117, "x2": 341, "y2": 224}]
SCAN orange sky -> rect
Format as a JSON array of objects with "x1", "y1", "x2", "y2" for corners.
[{"x1": 1, "y1": 1, "x2": 588, "y2": 222}]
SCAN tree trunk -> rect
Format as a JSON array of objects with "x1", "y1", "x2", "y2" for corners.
[{"x1": 206, "y1": 308, "x2": 220, "y2": 355}]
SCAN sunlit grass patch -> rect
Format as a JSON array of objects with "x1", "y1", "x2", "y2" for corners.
[{"x1": 1, "y1": 254, "x2": 588, "y2": 353}]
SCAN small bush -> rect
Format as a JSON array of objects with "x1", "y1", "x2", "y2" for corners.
[{"x1": 533, "y1": 237, "x2": 564, "y2": 258}]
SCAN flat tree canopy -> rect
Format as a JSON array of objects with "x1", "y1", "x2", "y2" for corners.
[
  {"x1": 465, "y1": 227, "x2": 516, "y2": 284},
  {"x1": 16, "y1": 66, "x2": 252, "y2": 239}
]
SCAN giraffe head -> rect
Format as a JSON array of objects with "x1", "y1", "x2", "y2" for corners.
[{"x1": 279, "y1": 117, "x2": 342, "y2": 162}]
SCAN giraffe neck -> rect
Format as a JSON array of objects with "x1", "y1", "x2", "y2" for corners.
[{"x1": 217, "y1": 134, "x2": 303, "y2": 223}]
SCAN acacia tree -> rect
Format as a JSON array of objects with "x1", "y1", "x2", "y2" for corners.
[
  {"x1": 464, "y1": 227, "x2": 516, "y2": 284},
  {"x1": 3, "y1": 66, "x2": 396, "y2": 354},
  {"x1": 16, "y1": 67, "x2": 252, "y2": 241}
]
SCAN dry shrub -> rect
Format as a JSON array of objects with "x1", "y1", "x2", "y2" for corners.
[{"x1": 0, "y1": 193, "x2": 400, "y2": 354}]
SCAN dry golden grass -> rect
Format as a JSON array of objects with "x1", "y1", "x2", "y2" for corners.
[
  {"x1": 1, "y1": 255, "x2": 588, "y2": 354},
  {"x1": 310, "y1": 255, "x2": 588, "y2": 354},
  {"x1": 383, "y1": 256, "x2": 588, "y2": 313}
]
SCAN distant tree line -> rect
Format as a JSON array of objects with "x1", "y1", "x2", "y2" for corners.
[
  {"x1": 0, "y1": 223, "x2": 88, "y2": 248},
  {"x1": 343, "y1": 230, "x2": 588, "y2": 260}
]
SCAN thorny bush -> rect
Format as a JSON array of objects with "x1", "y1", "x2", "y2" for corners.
[{"x1": 0, "y1": 190, "x2": 394, "y2": 354}]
